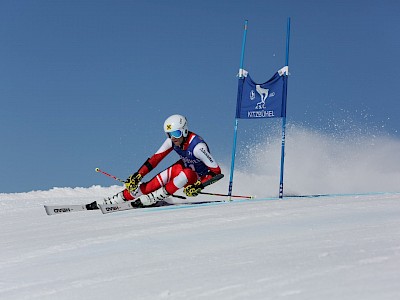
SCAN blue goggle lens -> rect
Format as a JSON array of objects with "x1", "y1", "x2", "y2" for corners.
[{"x1": 168, "y1": 130, "x2": 183, "y2": 138}]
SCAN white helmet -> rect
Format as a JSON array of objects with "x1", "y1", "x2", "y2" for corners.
[{"x1": 164, "y1": 114, "x2": 189, "y2": 138}]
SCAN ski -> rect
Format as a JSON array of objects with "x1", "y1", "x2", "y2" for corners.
[
  {"x1": 44, "y1": 203, "x2": 99, "y2": 216},
  {"x1": 99, "y1": 200, "x2": 139, "y2": 214},
  {"x1": 99, "y1": 174, "x2": 225, "y2": 214},
  {"x1": 45, "y1": 174, "x2": 225, "y2": 216},
  {"x1": 98, "y1": 199, "x2": 225, "y2": 214}
]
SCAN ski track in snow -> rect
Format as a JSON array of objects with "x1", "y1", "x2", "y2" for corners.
[{"x1": 0, "y1": 189, "x2": 400, "y2": 299}]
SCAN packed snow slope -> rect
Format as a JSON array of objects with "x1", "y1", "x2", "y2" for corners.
[
  {"x1": 1, "y1": 128, "x2": 399, "y2": 299},
  {"x1": 0, "y1": 189, "x2": 400, "y2": 300}
]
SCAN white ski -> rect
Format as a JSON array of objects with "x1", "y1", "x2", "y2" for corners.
[
  {"x1": 98, "y1": 200, "x2": 227, "y2": 214},
  {"x1": 98, "y1": 201, "x2": 137, "y2": 214},
  {"x1": 45, "y1": 174, "x2": 225, "y2": 216},
  {"x1": 44, "y1": 204, "x2": 90, "y2": 215},
  {"x1": 99, "y1": 174, "x2": 225, "y2": 214}
]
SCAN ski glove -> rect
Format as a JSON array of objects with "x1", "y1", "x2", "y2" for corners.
[
  {"x1": 184, "y1": 180, "x2": 204, "y2": 197},
  {"x1": 125, "y1": 172, "x2": 142, "y2": 192}
]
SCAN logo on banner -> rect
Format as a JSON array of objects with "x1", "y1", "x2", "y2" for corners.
[
  {"x1": 255, "y1": 85, "x2": 269, "y2": 109},
  {"x1": 250, "y1": 90, "x2": 256, "y2": 100},
  {"x1": 249, "y1": 85, "x2": 276, "y2": 110}
]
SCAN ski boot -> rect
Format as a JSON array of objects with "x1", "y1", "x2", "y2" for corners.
[
  {"x1": 89, "y1": 191, "x2": 127, "y2": 209},
  {"x1": 138, "y1": 186, "x2": 170, "y2": 206}
]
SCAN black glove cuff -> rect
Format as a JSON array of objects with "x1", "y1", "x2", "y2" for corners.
[{"x1": 143, "y1": 158, "x2": 153, "y2": 172}]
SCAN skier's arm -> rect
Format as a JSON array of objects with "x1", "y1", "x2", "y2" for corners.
[
  {"x1": 125, "y1": 138, "x2": 173, "y2": 192},
  {"x1": 183, "y1": 143, "x2": 222, "y2": 197},
  {"x1": 137, "y1": 138, "x2": 174, "y2": 176},
  {"x1": 193, "y1": 142, "x2": 221, "y2": 183},
  {"x1": 183, "y1": 143, "x2": 221, "y2": 197}
]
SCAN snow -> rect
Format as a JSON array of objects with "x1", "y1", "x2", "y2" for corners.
[
  {"x1": 1, "y1": 188, "x2": 400, "y2": 299},
  {"x1": 1, "y1": 129, "x2": 400, "y2": 299}
]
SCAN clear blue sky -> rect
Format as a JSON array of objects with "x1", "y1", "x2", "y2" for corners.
[{"x1": 1, "y1": 0, "x2": 399, "y2": 193}]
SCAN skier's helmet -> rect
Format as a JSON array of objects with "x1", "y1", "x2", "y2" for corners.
[{"x1": 164, "y1": 114, "x2": 189, "y2": 138}]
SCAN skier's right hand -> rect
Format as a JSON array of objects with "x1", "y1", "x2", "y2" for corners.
[
  {"x1": 125, "y1": 172, "x2": 142, "y2": 192},
  {"x1": 184, "y1": 180, "x2": 204, "y2": 197}
]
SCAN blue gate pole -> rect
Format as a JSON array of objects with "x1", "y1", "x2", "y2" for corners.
[
  {"x1": 228, "y1": 20, "x2": 248, "y2": 200},
  {"x1": 279, "y1": 17, "x2": 291, "y2": 199}
]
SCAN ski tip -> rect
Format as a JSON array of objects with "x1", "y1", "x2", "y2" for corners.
[{"x1": 44, "y1": 205, "x2": 52, "y2": 216}]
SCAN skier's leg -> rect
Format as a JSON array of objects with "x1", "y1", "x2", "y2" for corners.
[{"x1": 139, "y1": 165, "x2": 198, "y2": 206}]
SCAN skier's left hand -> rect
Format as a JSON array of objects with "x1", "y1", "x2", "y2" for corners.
[
  {"x1": 184, "y1": 180, "x2": 204, "y2": 197},
  {"x1": 125, "y1": 172, "x2": 142, "y2": 192}
]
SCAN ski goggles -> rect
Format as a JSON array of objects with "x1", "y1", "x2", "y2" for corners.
[{"x1": 167, "y1": 129, "x2": 183, "y2": 139}]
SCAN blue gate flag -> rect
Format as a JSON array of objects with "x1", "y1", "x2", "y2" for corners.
[{"x1": 236, "y1": 66, "x2": 288, "y2": 119}]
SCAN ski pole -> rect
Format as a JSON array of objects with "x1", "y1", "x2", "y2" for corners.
[
  {"x1": 95, "y1": 167, "x2": 126, "y2": 184},
  {"x1": 199, "y1": 191, "x2": 253, "y2": 199}
]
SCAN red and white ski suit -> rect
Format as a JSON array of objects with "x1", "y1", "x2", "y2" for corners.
[{"x1": 123, "y1": 132, "x2": 221, "y2": 200}]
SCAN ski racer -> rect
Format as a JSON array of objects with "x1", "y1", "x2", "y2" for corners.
[{"x1": 97, "y1": 114, "x2": 222, "y2": 208}]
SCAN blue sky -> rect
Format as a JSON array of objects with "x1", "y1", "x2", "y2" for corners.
[{"x1": 1, "y1": 0, "x2": 399, "y2": 193}]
